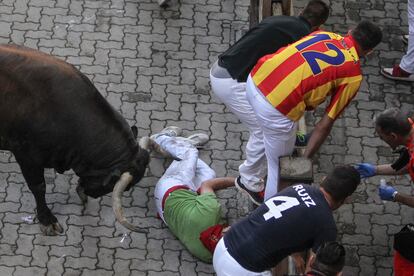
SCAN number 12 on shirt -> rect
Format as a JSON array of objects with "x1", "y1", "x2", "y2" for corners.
[
  {"x1": 263, "y1": 196, "x2": 300, "y2": 221},
  {"x1": 296, "y1": 33, "x2": 345, "y2": 75}
]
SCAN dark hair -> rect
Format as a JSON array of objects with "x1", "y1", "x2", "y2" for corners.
[
  {"x1": 351, "y1": 20, "x2": 382, "y2": 51},
  {"x1": 320, "y1": 165, "x2": 360, "y2": 202},
  {"x1": 374, "y1": 108, "x2": 412, "y2": 136},
  {"x1": 311, "y1": 241, "x2": 346, "y2": 276},
  {"x1": 302, "y1": 0, "x2": 329, "y2": 28}
]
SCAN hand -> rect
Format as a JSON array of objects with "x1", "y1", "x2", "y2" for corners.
[
  {"x1": 355, "y1": 163, "x2": 376, "y2": 178},
  {"x1": 379, "y1": 184, "x2": 398, "y2": 201},
  {"x1": 291, "y1": 252, "x2": 305, "y2": 275}
]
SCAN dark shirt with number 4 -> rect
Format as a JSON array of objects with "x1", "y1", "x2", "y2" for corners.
[{"x1": 224, "y1": 184, "x2": 336, "y2": 272}]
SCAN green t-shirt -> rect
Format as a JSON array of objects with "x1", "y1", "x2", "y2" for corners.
[{"x1": 163, "y1": 189, "x2": 222, "y2": 263}]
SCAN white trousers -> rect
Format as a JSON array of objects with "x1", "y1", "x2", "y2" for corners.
[
  {"x1": 154, "y1": 135, "x2": 216, "y2": 222},
  {"x1": 210, "y1": 67, "x2": 267, "y2": 192},
  {"x1": 245, "y1": 76, "x2": 297, "y2": 200},
  {"x1": 213, "y1": 238, "x2": 272, "y2": 276},
  {"x1": 401, "y1": 0, "x2": 414, "y2": 73}
]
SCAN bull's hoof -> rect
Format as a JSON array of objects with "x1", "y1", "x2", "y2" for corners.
[
  {"x1": 76, "y1": 185, "x2": 88, "y2": 204},
  {"x1": 40, "y1": 222, "x2": 64, "y2": 236}
]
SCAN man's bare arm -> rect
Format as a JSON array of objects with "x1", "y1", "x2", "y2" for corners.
[
  {"x1": 304, "y1": 114, "x2": 335, "y2": 158},
  {"x1": 199, "y1": 177, "x2": 236, "y2": 194},
  {"x1": 395, "y1": 193, "x2": 414, "y2": 208},
  {"x1": 290, "y1": 252, "x2": 305, "y2": 274},
  {"x1": 376, "y1": 164, "x2": 408, "y2": 175},
  {"x1": 305, "y1": 250, "x2": 316, "y2": 273}
]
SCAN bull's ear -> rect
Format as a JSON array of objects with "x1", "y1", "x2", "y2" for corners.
[{"x1": 131, "y1": 126, "x2": 138, "y2": 139}]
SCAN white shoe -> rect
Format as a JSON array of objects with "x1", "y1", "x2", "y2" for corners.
[
  {"x1": 139, "y1": 136, "x2": 176, "y2": 159},
  {"x1": 403, "y1": 34, "x2": 409, "y2": 44},
  {"x1": 150, "y1": 126, "x2": 182, "y2": 140},
  {"x1": 158, "y1": 0, "x2": 169, "y2": 7},
  {"x1": 176, "y1": 133, "x2": 209, "y2": 148},
  {"x1": 139, "y1": 136, "x2": 157, "y2": 152}
]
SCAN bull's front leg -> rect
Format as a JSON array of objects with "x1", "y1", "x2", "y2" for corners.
[
  {"x1": 16, "y1": 158, "x2": 63, "y2": 235},
  {"x1": 28, "y1": 179, "x2": 64, "y2": 235}
]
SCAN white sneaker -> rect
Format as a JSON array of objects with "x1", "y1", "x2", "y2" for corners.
[
  {"x1": 139, "y1": 136, "x2": 157, "y2": 152},
  {"x1": 158, "y1": 0, "x2": 169, "y2": 7},
  {"x1": 176, "y1": 133, "x2": 209, "y2": 148},
  {"x1": 150, "y1": 126, "x2": 182, "y2": 140},
  {"x1": 403, "y1": 34, "x2": 409, "y2": 44},
  {"x1": 139, "y1": 136, "x2": 176, "y2": 159}
]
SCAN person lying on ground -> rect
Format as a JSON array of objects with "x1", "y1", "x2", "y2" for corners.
[{"x1": 139, "y1": 126, "x2": 234, "y2": 263}]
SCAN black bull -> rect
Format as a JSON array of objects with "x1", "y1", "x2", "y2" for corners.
[{"x1": 0, "y1": 45, "x2": 149, "y2": 235}]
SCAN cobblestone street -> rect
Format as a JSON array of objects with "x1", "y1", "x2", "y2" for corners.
[{"x1": 0, "y1": 0, "x2": 413, "y2": 275}]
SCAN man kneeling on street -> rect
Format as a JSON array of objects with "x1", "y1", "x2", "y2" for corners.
[
  {"x1": 140, "y1": 126, "x2": 234, "y2": 263},
  {"x1": 213, "y1": 165, "x2": 360, "y2": 275}
]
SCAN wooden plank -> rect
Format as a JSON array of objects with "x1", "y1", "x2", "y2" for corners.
[
  {"x1": 249, "y1": 0, "x2": 259, "y2": 27},
  {"x1": 261, "y1": 0, "x2": 273, "y2": 19},
  {"x1": 282, "y1": 0, "x2": 293, "y2": 16}
]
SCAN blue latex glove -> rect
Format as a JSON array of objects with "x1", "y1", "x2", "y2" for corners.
[
  {"x1": 379, "y1": 185, "x2": 398, "y2": 201},
  {"x1": 354, "y1": 163, "x2": 376, "y2": 178}
]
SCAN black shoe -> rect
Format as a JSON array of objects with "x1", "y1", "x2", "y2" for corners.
[{"x1": 235, "y1": 176, "x2": 264, "y2": 206}]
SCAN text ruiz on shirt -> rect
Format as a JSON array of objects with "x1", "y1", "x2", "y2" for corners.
[{"x1": 292, "y1": 185, "x2": 316, "y2": 207}]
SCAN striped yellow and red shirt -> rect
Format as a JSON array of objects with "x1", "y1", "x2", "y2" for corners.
[{"x1": 251, "y1": 31, "x2": 362, "y2": 121}]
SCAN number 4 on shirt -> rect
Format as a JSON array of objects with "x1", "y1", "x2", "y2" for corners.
[{"x1": 263, "y1": 196, "x2": 300, "y2": 221}]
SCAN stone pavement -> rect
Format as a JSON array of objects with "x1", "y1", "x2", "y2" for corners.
[{"x1": 0, "y1": 0, "x2": 413, "y2": 275}]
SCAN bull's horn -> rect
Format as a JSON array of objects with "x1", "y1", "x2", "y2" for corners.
[{"x1": 112, "y1": 172, "x2": 148, "y2": 233}]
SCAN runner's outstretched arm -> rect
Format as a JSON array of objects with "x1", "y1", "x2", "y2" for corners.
[{"x1": 200, "y1": 177, "x2": 236, "y2": 194}]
